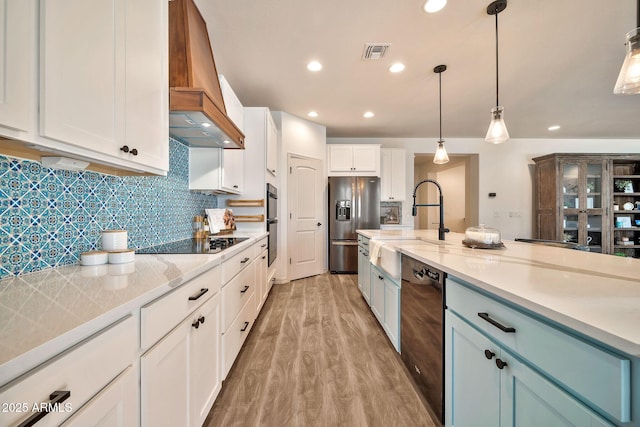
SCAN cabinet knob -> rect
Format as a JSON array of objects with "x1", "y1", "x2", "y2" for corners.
[
  {"x1": 378, "y1": 275, "x2": 384, "y2": 280},
  {"x1": 233, "y1": 185, "x2": 238, "y2": 188},
  {"x1": 271, "y1": 169, "x2": 276, "y2": 173},
  {"x1": 192, "y1": 320, "x2": 200, "y2": 329},
  {"x1": 495, "y1": 358, "x2": 508, "y2": 369},
  {"x1": 484, "y1": 349, "x2": 495, "y2": 360},
  {"x1": 198, "y1": 315, "x2": 205, "y2": 324},
  {"x1": 120, "y1": 145, "x2": 130, "y2": 153},
  {"x1": 130, "y1": 148, "x2": 138, "y2": 156}
]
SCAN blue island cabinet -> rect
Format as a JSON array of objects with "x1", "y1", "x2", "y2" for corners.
[{"x1": 445, "y1": 276, "x2": 634, "y2": 427}]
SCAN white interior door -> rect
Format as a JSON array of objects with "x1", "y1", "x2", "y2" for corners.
[{"x1": 288, "y1": 155, "x2": 324, "y2": 280}]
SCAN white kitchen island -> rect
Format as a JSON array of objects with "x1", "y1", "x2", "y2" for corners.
[{"x1": 357, "y1": 229, "x2": 640, "y2": 427}]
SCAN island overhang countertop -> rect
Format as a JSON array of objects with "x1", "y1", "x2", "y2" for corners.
[{"x1": 357, "y1": 229, "x2": 640, "y2": 358}]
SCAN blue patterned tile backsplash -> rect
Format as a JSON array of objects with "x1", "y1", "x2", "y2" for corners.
[{"x1": 0, "y1": 138, "x2": 217, "y2": 278}]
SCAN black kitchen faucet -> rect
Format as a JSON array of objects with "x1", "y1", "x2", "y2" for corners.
[{"x1": 411, "y1": 179, "x2": 449, "y2": 241}]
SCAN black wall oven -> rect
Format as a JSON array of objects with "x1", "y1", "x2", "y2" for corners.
[{"x1": 266, "y1": 184, "x2": 277, "y2": 266}]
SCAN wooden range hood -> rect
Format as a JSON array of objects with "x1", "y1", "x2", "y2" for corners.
[{"x1": 169, "y1": 0, "x2": 244, "y2": 149}]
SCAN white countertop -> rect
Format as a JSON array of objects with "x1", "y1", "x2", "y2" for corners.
[
  {"x1": 358, "y1": 229, "x2": 640, "y2": 357},
  {"x1": 0, "y1": 232, "x2": 267, "y2": 386}
]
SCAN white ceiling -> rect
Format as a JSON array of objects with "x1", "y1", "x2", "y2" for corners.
[{"x1": 197, "y1": 0, "x2": 640, "y2": 139}]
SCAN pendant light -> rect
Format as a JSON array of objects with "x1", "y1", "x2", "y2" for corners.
[
  {"x1": 485, "y1": 0, "x2": 509, "y2": 144},
  {"x1": 433, "y1": 65, "x2": 450, "y2": 164},
  {"x1": 614, "y1": 0, "x2": 640, "y2": 94}
]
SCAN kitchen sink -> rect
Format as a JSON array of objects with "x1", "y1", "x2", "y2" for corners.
[{"x1": 372, "y1": 239, "x2": 426, "y2": 280}]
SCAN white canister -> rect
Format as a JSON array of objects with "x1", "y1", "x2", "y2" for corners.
[
  {"x1": 108, "y1": 249, "x2": 135, "y2": 264},
  {"x1": 80, "y1": 250, "x2": 109, "y2": 266},
  {"x1": 102, "y1": 230, "x2": 128, "y2": 251}
]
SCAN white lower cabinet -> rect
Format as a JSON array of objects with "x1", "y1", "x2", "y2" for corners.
[
  {"x1": 445, "y1": 277, "x2": 628, "y2": 427},
  {"x1": 369, "y1": 265, "x2": 400, "y2": 352},
  {"x1": 0, "y1": 316, "x2": 136, "y2": 427},
  {"x1": 357, "y1": 236, "x2": 371, "y2": 303},
  {"x1": 370, "y1": 268, "x2": 385, "y2": 323},
  {"x1": 256, "y1": 249, "x2": 268, "y2": 314},
  {"x1": 61, "y1": 367, "x2": 136, "y2": 427},
  {"x1": 141, "y1": 293, "x2": 221, "y2": 427}
]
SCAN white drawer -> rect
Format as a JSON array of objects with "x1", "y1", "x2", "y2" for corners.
[
  {"x1": 0, "y1": 316, "x2": 136, "y2": 427},
  {"x1": 222, "y1": 245, "x2": 254, "y2": 283},
  {"x1": 255, "y1": 236, "x2": 268, "y2": 257},
  {"x1": 141, "y1": 265, "x2": 221, "y2": 350},
  {"x1": 222, "y1": 259, "x2": 256, "y2": 331},
  {"x1": 447, "y1": 277, "x2": 631, "y2": 422},
  {"x1": 222, "y1": 293, "x2": 256, "y2": 378}
]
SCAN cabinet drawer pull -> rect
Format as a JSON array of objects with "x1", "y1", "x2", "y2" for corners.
[
  {"x1": 495, "y1": 358, "x2": 508, "y2": 369},
  {"x1": 17, "y1": 390, "x2": 71, "y2": 427},
  {"x1": 261, "y1": 244, "x2": 267, "y2": 248},
  {"x1": 188, "y1": 288, "x2": 209, "y2": 301},
  {"x1": 240, "y1": 321, "x2": 250, "y2": 332},
  {"x1": 240, "y1": 257, "x2": 250, "y2": 264},
  {"x1": 484, "y1": 349, "x2": 495, "y2": 360},
  {"x1": 240, "y1": 285, "x2": 250, "y2": 293},
  {"x1": 478, "y1": 312, "x2": 516, "y2": 333},
  {"x1": 262, "y1": 256, "x2": 266, "y2": 259}
]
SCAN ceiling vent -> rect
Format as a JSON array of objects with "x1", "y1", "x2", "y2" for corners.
[{"x1": 362, "y1": 43, "x2": 391, "y2": 60}]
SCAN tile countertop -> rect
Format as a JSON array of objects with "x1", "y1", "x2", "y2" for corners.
[
  {"x1": 357, "y1": 229, "x2": 640, "y2": 357},
  {"x1": 0, "y1": 231, "x2": 267, "y2": 387}
]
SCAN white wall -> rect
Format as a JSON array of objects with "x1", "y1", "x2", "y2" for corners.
[
  {"x1": 328, "y1": 137, "x2": 640, "y2": 240},
  {"x1": 271, "y1": 112, "x2": 327, "y2": 283}
]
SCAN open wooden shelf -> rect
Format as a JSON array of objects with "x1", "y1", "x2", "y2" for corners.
[
  {"x1": 226, "y1": 199, "x2": 265, "y2": 207},
  {"x1": 234, "y1": 214, "x2": 264, "y2": 222}
]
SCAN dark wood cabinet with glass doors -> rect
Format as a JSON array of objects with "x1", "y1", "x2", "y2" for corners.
[
  {"x1": 533, "y1": 154, "x2": 610, "y2": 254},
  {"x1": 534, "y1": 153, "x2": 640, "y2": 258}
]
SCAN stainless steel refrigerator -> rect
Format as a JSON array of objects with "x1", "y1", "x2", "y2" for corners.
[{"x1": 329, "y1": 176, "x2": 380, "y2": 273}]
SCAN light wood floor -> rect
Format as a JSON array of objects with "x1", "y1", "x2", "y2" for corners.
[{"x1": 204, "y1": 273, "x2": 437, "y2": 427}]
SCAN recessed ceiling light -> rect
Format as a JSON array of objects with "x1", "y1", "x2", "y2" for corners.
[
  {"x1": 389, "y1": 63, "x2": 406, "y2": 73},
  {"x1": 424, "y1": 0, "x2": 447, "y2": 13},
  {"x1": 363, "y1": 111, "x2": 375, "y2": 118},
  {"x1": 307, "y1": 61, "x2": 322, "y2": 72},
  {"x1": 308, "y1": 111, "x2": 319, "y2": 118},
  {"x1": 548, "y1": 125, "x2": 561, "y2": 131},
  {"x1": 201, "y1": 123, "x2": 211, "y2": 128}
]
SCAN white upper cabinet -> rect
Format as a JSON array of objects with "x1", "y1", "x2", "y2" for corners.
[
  {"x1": 0, "y1": 0, "x2": 36, "y2": 134},
  {"x1": 39, "y1": 0, "x2": 168, "y2": 174},
  {"x1": 380, "y1": 148, "x2": 406, "y2": 201},
  {"x1": 189, "y1": 147, "x2": 242, "y2": 195},
  {"x1": 0, "y1": 0, "x2": 168, "y2": 175},
  {"x1": 266, "y1": 112, "x2": 278, "y2": 176},
  {"x1": 219, "y1": 75, "x2": 243, "y2": 132},
  {"x1": 327, "y1": 144, "x2": 380, "y2": 176}
]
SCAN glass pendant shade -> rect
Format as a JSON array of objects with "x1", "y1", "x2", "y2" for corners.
[
  {"x1": 485, "y1": 106, "x2": 509, "y2": 144},
  {"x1": 614, "y1": 28, "x2": 640, "y2": 95},
  {"x1": 433, "y1": 140, "x2": 450, "y2": 164}
]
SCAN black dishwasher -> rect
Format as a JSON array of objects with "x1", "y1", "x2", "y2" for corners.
[{"x1": 400, "y1": 254, "x2": 445, "y2": 424}]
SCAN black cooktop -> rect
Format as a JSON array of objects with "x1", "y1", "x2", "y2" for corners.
[{"x1": 136, "y1": 237, "x2": 249, "y2": 254}]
